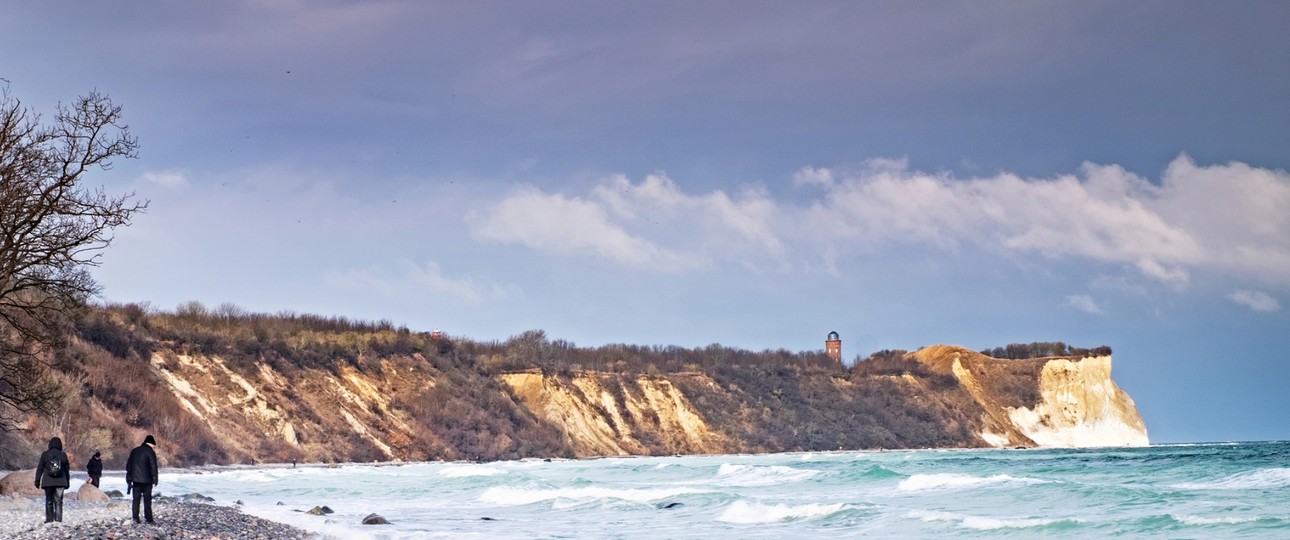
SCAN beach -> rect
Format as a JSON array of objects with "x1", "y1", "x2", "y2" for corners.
[
  {"x1": 0, "y1": 497, "x2": 322, "y2": 540},
  {"x1": 6, "y1": 443, "x2": 1288, "y2": 539}
]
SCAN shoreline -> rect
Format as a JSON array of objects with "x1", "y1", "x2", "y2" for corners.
[{"x1": 0, "y1": 497, "x2": 325, "y2": 540}]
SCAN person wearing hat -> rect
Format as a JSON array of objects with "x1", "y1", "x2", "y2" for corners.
[
  {"x1": 125, "y1": 435, "x2": 159, "y2": 524},
  {"x1": 86, "y1": 450, "x2": 103, "y2": 488},
  {"x1": 34, "y1": 437, "x2": 71, "y2": 523}
]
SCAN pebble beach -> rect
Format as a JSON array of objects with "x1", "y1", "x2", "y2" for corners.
[{"x1": 0, "y1": 497, "x2": 324, "y2": 540}]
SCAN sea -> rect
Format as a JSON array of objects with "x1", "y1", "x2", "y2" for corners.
[{"x1": 144, "y1": 441, "x2": 1289, "y2": 539}]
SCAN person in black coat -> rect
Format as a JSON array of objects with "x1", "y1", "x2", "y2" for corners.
[
  {"x1": 86, "y1": 450, "x2": 103, "y2": 488},
  {"x1": 34, "y1": 437, "x2": 71, "y2": 523},
  {"x1": 125, "y1": 434, "x2": 160, "y2": 524}
]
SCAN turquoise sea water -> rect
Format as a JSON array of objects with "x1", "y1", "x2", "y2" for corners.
[{"x1": 154, "y1": 441, "x2": 1290, "y2": 539}]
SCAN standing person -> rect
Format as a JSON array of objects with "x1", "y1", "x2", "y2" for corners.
[
  {"x1": 86, "y1": 450, "x2": 103, "y2": 488},
  {"x1": 125, "y1": 434, "x2": 159, "y2": 525},
  {"x1": 34, "y1": 437, "x2": 71, "y2": 523}
]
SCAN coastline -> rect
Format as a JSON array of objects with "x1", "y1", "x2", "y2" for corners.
[{"x1": 0, "y1": 497, "x2": 325, "y2": 540}]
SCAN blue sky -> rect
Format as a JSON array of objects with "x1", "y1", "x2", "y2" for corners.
[{"x1": 3, "y1": 1, "x2": 1288, "y2": 444}]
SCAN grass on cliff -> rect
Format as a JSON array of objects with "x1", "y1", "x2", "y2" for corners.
[{"x1": 7, "y1": 301, "x2": 1056, "y2": 468}]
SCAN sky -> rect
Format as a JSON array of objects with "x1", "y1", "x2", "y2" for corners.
[{"x1": 3, "y1": 1, "x2": 1288, "y2": 444}]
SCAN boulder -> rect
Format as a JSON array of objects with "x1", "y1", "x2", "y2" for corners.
[
  {"x1": 362, "y1": 513, "x2": 391, "y2": 525},
  {"x1": 64, "y1": 491, "x2": 79, "y2": 501},
  {"x1": 0, "y1": 469, "x2": 41, "y2": 497},
  {"x1": 182, "y1": 493, "x2": 215, "y2": 503},
  {"x1": 78, "y1": 483, "x2": 110, "y2": 502},
  {"x1": 306, "y1": 506, "x2": 328, "y2": 515},
  {"x1": 104, "y1": 489, "x2": 125, "y2": 499}
]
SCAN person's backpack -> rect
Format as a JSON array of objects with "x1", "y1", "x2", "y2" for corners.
[{"x1": 47, "y1": 456, "x2": 63, "y2": 476}]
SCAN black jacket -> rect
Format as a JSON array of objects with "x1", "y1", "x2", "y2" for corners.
[
  {"x1": 87, "y1": 456, "x2": 103, "y2": 478},
  {"x1": 35, "y1": 438, "x2": 70, "y2": 489},
  {"x1": 125, "y1": 443, "x2": 158, "y2": 485}
]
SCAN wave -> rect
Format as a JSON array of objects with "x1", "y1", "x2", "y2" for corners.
[
  {"x1": 716, "y1": 500, "x2": 847, "y2": 524},
  {"x1": 437, "y1": 465, "x2": 504, "y2": 478},
  {"x1": 905, "y1": 510, "x2": 1084, "y2": 530},
  {"x1": 478, "y1": 485, "x2": 706, "y2": 506},
  {"x1": 836, "y1": 464, "x2": 901, "y2": 482},
  {"x1": 713, "y1": 463, "x2": 819, "y2": 486},
  {"x1": 897, "y1": 473, "x2": 1049, "y2": 492},
  {"x1": 1173, "y1": 467, "x2": 1290, "y2": 490},
  {"x1": 1170, "y1": 514, "x2": 1263, "y2": 526}
]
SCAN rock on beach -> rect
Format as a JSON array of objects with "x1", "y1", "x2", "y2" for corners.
[
  {"x1": 0, "y1": 470, "x2": 42, "y2": 497},
  {"x1": 0, "y1": 497, "x2": 324, "y2": 539}
]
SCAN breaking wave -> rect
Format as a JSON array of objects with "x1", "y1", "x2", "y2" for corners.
[
  {"x1": 897, "y1": 473, "x2": 1049, "y2": 492},
  {"x1": 906, "y1": 510, "x2": 1084, "y2": 530},
  {"x1": 438, "y1": 465, "x2": 504, "y2": 478},
  {"x1": 1173, "y1": 468, "x2": 1290, "y2": 490},
  {"x1": 478, "y1": 485, "x2": 705, "y2": 506},
  {"x1": 713, "y1": 463, "x2": 819, "y2": 486},
  {"x1": 1170, "y1": 514, "x2": 1263, "y2": 526},
  {"x1": 716, "y1": 500, "x2": 847, "y2": 523}
]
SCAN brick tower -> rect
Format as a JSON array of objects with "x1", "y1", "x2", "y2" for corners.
[{"x1": 826, "y1": 331, "x2": 841, "y2": 363}]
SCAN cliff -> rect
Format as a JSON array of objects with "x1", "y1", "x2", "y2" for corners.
[
  {"x1": 0, "y1": 307, "x2": 1148, "y2": 469},
  {"x1": 909, "y1": 345, "x2": 1148, "y2": 448}
]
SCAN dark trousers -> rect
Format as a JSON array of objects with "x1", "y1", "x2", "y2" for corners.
[
  {"x1": 131, "y1": 483, "x2": 154, "y2": 523},
  {"x1": 89, "y1": 475, "x2": 100, "y2": 488},
  {"x1": 43, "y1": 487, "x2": 64, "y2": 523}
]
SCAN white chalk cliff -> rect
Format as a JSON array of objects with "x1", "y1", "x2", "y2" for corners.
[{"x1": 912, "y1": 345, "x2": 1149, "y2": 448}]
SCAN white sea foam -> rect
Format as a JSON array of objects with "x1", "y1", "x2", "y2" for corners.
[
  {"x1": 1172, "y1": 514, "x2": 1261, "y2": 525},
  {"x1": 961, "y1": 516, "x2": 1072, "y2": 530},
  {"x1": 713, "y1": 463, "x2": 819, "y2": 486},
  {"x1": 1173, "y1": 468, "x2": 1290, "y2": 490},
  {"x1": 897, "y1": 473, "x2": 1047, "y2": 492},
  {"x1": 905, "y1": 509, "x2": 1078, "y2": 530},
  {"x1": 437, "y1": 465, "x2": 503, "y2": 478},
  {"x1": 906, "y1": 509, "x2": 960, "y2": 522},
  {"x1": 716, "y1": 500, "x2": 846, "y2": 523},
  {"x1": 478, "y1": 485, "x2": 704, "y2": 506}
]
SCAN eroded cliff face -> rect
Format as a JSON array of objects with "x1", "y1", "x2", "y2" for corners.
[
  {"x1": 911, "y1": 345, "x2": 1148, "y2": 448},
  {"x1": 1008, "y1": 357, "x2": 1149, "y2": 447},
  {"x1": 499, "y1": 372, "x2": 728, "y2": 457},
  {"x1": 142, "y1": 346, "x2": 1149, "y2": 460},
  {"x1": 149, "y1": 351, "x2": 430, "y2": 462},
  {"x1": 15, "y1": 331, "x2": 1149, "y2": 469}
]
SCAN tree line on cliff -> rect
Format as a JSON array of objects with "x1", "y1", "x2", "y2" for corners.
[
  {"x1": 1, "y1": 299, "x2": 1115, "y2": 468},
  {"x1": 3, "y1": 301, "x2": 998, "y2": 468}
]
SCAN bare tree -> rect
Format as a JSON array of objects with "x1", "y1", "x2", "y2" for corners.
[{"x1": 0, "y1": 85, "x2": 146, "y2": 431}]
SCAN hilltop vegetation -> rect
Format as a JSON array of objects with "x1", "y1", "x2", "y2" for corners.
[{"x1": 0, "y1": 302, "x2": 1109, "y2": 469}]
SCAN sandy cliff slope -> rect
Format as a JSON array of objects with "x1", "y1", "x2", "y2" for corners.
[{"x1": 499, "y1": 371, "x2": 726, "y2": 457}]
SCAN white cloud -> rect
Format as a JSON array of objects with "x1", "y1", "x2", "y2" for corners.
[
  {"x1": 326, "y1": 260, "x2": 509, "y2": 306},
  {"x1": 1065, "y1": 294, "x2": 1103, "y2": 314},
  {"x1": 468, "y1": 185, "x2": 705, "y2": 272},
  {"x1": 1134, "y1": 257, "x2": 1189, "y2": 289},
  {"x1": 140, "y1": 170, "x2": 188, "y2": 188},
  {"x1": 792, "y1": 166, "x2": 834, "y2": 187},
  {"x1": 467, "y1": 155, "x2": 1290, "y2": 289},
  {"x1": 1227, "y1": 290, "x2": 1281, "y2": 312}
]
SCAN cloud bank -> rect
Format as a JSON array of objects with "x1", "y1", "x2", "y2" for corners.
[{"x1": 470, "y1": 155, "x2": 1290, "y2": 290}]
